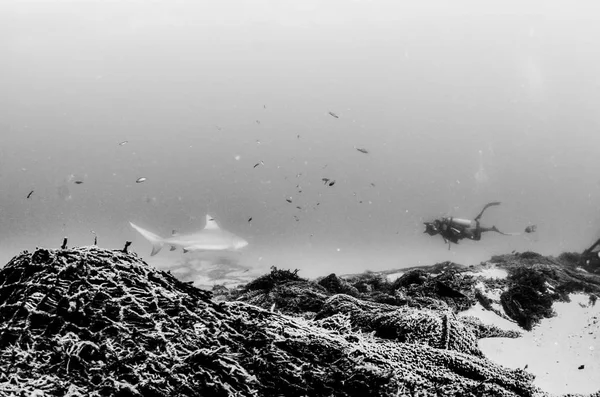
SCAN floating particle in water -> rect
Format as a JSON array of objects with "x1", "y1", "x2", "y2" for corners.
[
  {"x1": 57, "y1": 185, "x2": 71, "y2": 201},
  {"x1": 26, "y1": 190, "x2": 34, "y2": 199},
  {"x1": 328, "y1": 111, "x2": 339, "y2": 119},
  {"x1": 328, "y1": 180, "x2": 336, "y2": 187},
  {"x1": 136, "y1": 177, "x2": 147, "y2": 183},
  {"x1": 248, "y1": 217, "x2": 253, "y2": 223},
  {"x1": 118, "y1": 140, "x2": 128, "y2": 146},
  {"x1": 322, "y1": 178, "x2": 330, "y2": 185},
  {"x1": 286, "y1": 197, "x2": 292, "y2": 203},
  {"x1": 254, "y1": 161, "x2": 264, "y2": 168},
  {"x1": 355, "y1": 147, "x2": 368, "y2": 154},
  {"x1": 74, "y1": 180, "x2": 84, "y2": 185},
  {"x1": 234, "y1": 155, "x2": 241, "y2": 161}
]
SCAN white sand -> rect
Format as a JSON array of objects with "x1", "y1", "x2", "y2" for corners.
[
  {"x1": 386, "y1": 272, "x2": 404, "y2": 282},
  {"x1": 477, "y1": 294, "x2": 600, "y2": 395},
  {"x1": 464, "y1": 266, "x2": 508, "y2": 280},
  {"x1": 460, "y1": 303, "x2": 522, "y2": 333}
]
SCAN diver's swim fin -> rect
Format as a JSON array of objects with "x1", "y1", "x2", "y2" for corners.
[
  {"x1": 491, "y1": 226, "x2": 521, "y2": 236},
  {"x1": 474, "y1": 201, "x2": 501, "y2": 222}
]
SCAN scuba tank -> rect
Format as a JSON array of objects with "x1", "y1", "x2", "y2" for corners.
[{"x1": 442, "y1": 217, "x2": 473, "y2": 228}]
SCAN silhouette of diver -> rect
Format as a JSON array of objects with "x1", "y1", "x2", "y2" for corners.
[{"x1": 424, "y1": 202, "x2": 515, "y2": 249}]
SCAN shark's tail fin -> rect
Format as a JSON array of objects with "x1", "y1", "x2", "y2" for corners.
[{"x1": 129, "y1": 222, "x2": 165, "y2": 256}]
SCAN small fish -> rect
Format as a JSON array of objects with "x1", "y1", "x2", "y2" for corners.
[
  {"x1": 256, "y1": 120, "x2": 261, "y2": 125},
  {"x1": 286, "y1": 198, "x2": 292, "y2": 203},
  {"x1": 264, "y1": 104, "x2": 266, "y2": 109},
  {"x1": 253, "y1": 161, "x2": 264, "y2": 168},
  {"x1": 370, "y1": 183, "x2": 376, "y2": 187},
  {"x1": 355, "y1": 147, "x2": 369, "y2": 154},
  {"x1": 297, "y1": 135, "x2": 300, "y2": 139},
  {"x1": 322, "y1": 178, "x2": 330, "y2": 185},
  {"x1": 328, "y1": 111, "x2": 339, "y2": 119},
  {"x1": 328, "y1": 180, "x2": 336, "y2": 187},
  {"x1": 118, "y1": 140, "x2": 128, "y2": 146},
  {"x1": 136, "y1": 177, "x2": 147, "y2": 184},
  {"x1": 524, "y1": 225, "x2": 537, "y2": 233},
  {"x1": 296, "y1": 206, "x2": 302, "y2": 210},
  {"x1": 248, "y1": 217, "x2": 253, "y2": 223},
  {"x1": 74, "y1": 180, "x2": 84, "y2": 185},
  {"x1": 26, "y1": 190, "x2": 34, "y2": 199}
]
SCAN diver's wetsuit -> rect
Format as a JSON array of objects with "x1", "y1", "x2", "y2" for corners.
[{"x1": 432, "y1": 202, "x2": 506, "y2": 248}]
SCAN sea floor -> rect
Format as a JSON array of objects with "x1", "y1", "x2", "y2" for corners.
[{"x1": 471, "y1": 293, "x2": 599, "y2": 395}]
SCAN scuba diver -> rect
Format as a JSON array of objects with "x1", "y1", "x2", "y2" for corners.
[{"x1": 424, "y1": 202, "x2": 516, "y2": 249}]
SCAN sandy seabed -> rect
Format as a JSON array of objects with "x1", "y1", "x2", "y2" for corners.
[{"x1": 471, "y1": 293, "x2": 599, "y2": 395}]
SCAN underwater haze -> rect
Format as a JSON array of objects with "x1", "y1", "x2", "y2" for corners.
[{"x1": 2, "y1": 1, "x2": 600, "y2": 281}]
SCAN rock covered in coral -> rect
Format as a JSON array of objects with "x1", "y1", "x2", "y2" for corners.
[
  {"x1": 317, "y1": 273, "x2": 359, "y2": 296},
  {"x1": 235, "y1": 279, "x2": 329, "y2": 316},
  {"x1": 488, "y1": 252, "x2": 600, "y2": 330},
  {"x1": 390, "y1": 269, "x2": 477, "y2": 312},
  {"x1": 316, "y1": 294, "x2": 483, "y2": 356},
  {"x1": 0, "y1": 247, "x2": 240, "y2": 396}
]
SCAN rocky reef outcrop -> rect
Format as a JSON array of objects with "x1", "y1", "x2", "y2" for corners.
[{"x1": 1, "y1": 246, "x2": 599, "y2": 396}]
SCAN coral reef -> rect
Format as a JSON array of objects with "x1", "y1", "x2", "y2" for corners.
[
  {"x1": 315, "y1": 294, "x2": 483, "y2": 356},
  {"x1": 1, "y1": 246, "x2": 599, "y2": 396},
  {"x1": 490, "y1": 252, "x2": 600, "y2": 330}
]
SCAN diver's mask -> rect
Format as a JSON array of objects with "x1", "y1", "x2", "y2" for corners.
[{"x1": 423, "y1": 221, "x2": 441, "y2": 236}]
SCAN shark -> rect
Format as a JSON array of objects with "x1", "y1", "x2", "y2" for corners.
[{"x1": 129, "y1": 214, "x2": 249, "y2": 256}]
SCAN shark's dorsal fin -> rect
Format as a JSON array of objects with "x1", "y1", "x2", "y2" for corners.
[{"x1": 204, "y1": 214, "x2": 220, "y2": 230}]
